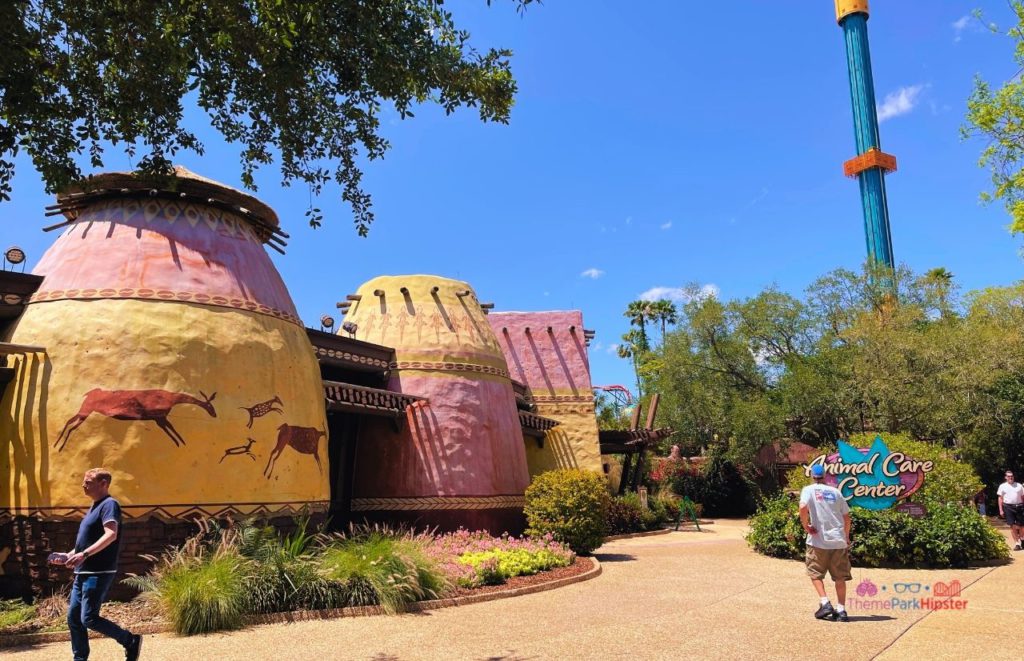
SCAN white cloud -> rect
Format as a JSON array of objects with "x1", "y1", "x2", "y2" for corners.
[
  {"x1": 591, "y1": 341, "x2": 604, "y2": 352},
  {"x1": 950, "y1": 14, "x2": 974, "y2": 42},
  {"x1": 639, "y1": 283, "x2": 719, "y2": 303},
  {"x1": 952, "y1": 15, "x2": 970, "y2": 42},
  {"x1": 660, "y1": 221, "x2": 673, "y2": 230},
  {"x1": 606, "y1": 343, "x2": 620, "y2": 355},
  {"x1": 580, "y1": 268, "x2": 605, "y2": 279},
  {"x1": 877, "y1": 85, "x2": 925, "y2": 122}
]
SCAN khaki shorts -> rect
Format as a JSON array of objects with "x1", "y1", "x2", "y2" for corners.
[{"x1": 805, "y1": 546, "x2": 852, "y2": 582}]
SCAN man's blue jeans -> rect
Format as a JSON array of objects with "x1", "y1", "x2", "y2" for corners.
[{"x1": 67, "y1": 573, "x2": 132, "y2": 661}]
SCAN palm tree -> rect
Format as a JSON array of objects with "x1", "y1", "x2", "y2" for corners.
[
  {"x1": 649, "y1": 299, "x2": 678, "y2": 343},
  {"x1": 618, "y1": 329, "x2": 645, "y2": 399},
  {"x1": 624, "y1": 300, "x2": 653, "y2": 351},
  {"x1": 924, "y1": 267, "x2": 954, "y2": 317}
]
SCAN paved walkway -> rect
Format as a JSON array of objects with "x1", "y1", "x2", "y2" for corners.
[{"x1": 8, "y1": 520, "x2": 1020, "y2": 660}]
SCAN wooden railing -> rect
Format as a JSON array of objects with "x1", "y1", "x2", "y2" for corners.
[{"x1": 323, "y1": 380, "x2": 424, "y2": 418}]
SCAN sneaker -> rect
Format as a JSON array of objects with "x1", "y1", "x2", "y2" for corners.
[
  {"x1": 125, "y1": 633, "x2": 142, "y2": 661},
  {"x1": 814, "y1": 603, "x2": 835, "y2": 620},
  {"x1": 833, "y1": 609, "x2": 849, "y2": 622}
]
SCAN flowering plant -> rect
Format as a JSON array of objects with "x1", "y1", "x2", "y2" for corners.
[
  {"x1": 649, "y1": 456, "x2": 698, "y2": 483},
  {"x1": 426, "y1": 529, "x2": 575, "y2": 588}
]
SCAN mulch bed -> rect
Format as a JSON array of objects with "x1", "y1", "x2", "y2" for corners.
[{"x1": 1, "y1": 558, "x2": 592, "y2": 639}]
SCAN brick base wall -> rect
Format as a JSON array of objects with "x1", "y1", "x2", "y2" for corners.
[{"x1": 0, "y1": 514, "x2": 323, "y2": 601}]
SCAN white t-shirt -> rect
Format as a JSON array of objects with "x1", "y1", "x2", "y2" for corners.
[
  {"x1": 997, "y1": 481, "x2": 1024, "y2": 505},
  {"x1": 799, "y1": 483, "x2": 850, "y2": 549}
]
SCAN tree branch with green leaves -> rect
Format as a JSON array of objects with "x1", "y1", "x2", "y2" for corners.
[{"x1": 0, "y1": 0, "x2": 535, "y2": 233}]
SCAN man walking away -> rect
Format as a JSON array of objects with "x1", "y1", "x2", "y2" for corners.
[
  {"x1": 799, "y1": 464, "x2": 852, "y2": 622},
  {"x1": 52, "y1": 468, "x2": 142, "y2": 660},
  {"x1": 997, "y1": 470, "x2": 1024, "y2": 551}
]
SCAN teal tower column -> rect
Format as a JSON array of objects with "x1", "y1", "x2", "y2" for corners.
[{"x1": 836, "y1": 0, "x2": 896, "y2": 269}]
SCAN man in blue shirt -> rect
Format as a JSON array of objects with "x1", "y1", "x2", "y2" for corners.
[{"x1": 54, "y1": 468, "x2": 142, "y2": 660}]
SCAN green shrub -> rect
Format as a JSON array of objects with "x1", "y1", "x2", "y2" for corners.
[
  {"x1": 162, "y1": 551, "x2": 248, "y2": 635},
  {"x1": 653, "y1": 490, "x2": 681, "y2": 522},
  {"x1": 124, "y1": 521, "x2": 250, "y2": 635},
  {"x1": 747, "y1": 493, "x2": 1010, "y2": 568},
  {"x1": 669, "y1": 454, "x2": 756, "y2": 517},
  {"x1": 317, "y1": 528, "x2": 450, "y2": 613},
  {"x1": 126, "y1": 519, "x2": 461, "y2": 630},
  {"x1": 524, "y1": 469, "x2": 609, "y2": 554},
  {"x1": 745, "y1": 495, "x2": 805, "y2": 559},
  {"x1": 0, "y1": 599, "x2": 35, "y2": 629},
  {"x1": 235, "y1": 518, "x2": 346, "y2": 613},
  {"x1": 647, "y1": 497, "x2": 669, "y2": 525},
  {"x1": 784, "y1": 432, "x2": 984, "y2": 509},
  {"x1": 606, "y1": 493, "x2": 660, "y2": 535}
]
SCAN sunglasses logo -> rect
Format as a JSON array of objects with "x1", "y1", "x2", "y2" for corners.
[{"x1": 893, "y1": 583, "x2": 923, "y2": 593}]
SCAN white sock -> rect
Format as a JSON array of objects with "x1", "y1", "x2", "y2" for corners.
[
  {"x1": 836, "y1": 604, "x2": 846, "y2": 612},
  {"x1": 820, "y1": 597, "x2": 830, "y2": 606}
]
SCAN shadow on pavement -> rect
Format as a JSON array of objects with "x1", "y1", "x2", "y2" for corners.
[
  {"x1": 845, "y1": 615, "x2": 896, "y2": 622},
  {"x1": 593, "y1": 553, "x2": 636, "y2": 563}
]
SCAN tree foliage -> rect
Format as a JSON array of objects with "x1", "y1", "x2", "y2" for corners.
[
  {"x1": 0, "y1": 0, "x2": 531, "y2": 233},
  {"x1": 641, "y1": 263, "x2": 1024, "y2": 480},
  {"x1": 963, "y1": 1, "x2": 1024, "y2": 234}
]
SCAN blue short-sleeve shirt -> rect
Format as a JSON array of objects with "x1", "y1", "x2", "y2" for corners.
[{"x1": 74, "y1": 495, "x2": 123, "y2": 574}]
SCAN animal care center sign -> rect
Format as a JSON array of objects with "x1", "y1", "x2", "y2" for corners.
[{"x1": 803, "y1": 436, "x2": 934, "y2": 511}]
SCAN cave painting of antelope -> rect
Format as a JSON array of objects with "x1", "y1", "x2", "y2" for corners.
[
  {"x1": 239, "y1": 395, "x2": 284, "y2": 428},
  {"x1": 264, "y1": 424, "x2": 326, "y2": 479},
  {"x1": 55, "y1": 388, "x2": 217, "y2": 451}
]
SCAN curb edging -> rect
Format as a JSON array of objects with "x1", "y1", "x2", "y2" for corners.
[
  {"x1": 603, "y1": 529, "x2": 673, "y2": 542},
  {"x1": 0, "y1": 557, "x2": 602, "y2": 649}
]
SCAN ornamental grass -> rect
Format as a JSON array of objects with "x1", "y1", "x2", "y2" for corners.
[{"x1": 124, "y1": 519, "x2": 575, "y2": 635}]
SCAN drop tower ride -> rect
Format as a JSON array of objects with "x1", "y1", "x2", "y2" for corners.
[{"x1": 835, "y1": 0, "x2": 896, "y2": 268}]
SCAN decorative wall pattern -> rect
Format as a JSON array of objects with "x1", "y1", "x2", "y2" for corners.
[
  {"x1": 351, "y1": 496, "x2": 526, "y2": 512},
  {"x1": 345, "y1": 275, "x2": 530, "y2": 532},
  {"x1": 0, "y1": 500, "x2": 330, "y2": 522},
  {"x1": 488, "y1": 311, "x2": 603, "y2": 476},
  {"x1": 31, "y1": 197, "x2": 297, "y2": 322},
  {"x1": 29, "y1": 287, "x2": 302, "y2": 326},
  {"x1": 0, "y1": 173, "x2": 327, "y2": 523}
]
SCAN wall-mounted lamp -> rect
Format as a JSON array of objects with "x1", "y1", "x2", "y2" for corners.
[{"x1": 3, "y1": 246, "x2": 26, "y2": 272}]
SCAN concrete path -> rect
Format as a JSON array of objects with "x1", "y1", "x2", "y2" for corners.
[{"x1": 8, "y1": 519, "x2": 1019, "y2": 660}]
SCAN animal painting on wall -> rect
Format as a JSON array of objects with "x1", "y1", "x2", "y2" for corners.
[
  {"x1": 220, "y1": 438, "x2": 257, "y2": 463},
  {"x1": 55, "y1": 389, "x2": 217, "y2": 451},
  {"x1": 264, "y1": 424, "x2": 326, "y2": 479},
  {"x1": 239, "y1": 396, "x2": 284, "y2": 428}
]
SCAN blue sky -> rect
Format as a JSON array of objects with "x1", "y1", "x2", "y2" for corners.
[{"x1": 4, "y1": 1, "x2": 1024, "y2": 393}]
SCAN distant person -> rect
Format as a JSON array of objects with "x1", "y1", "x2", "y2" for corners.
[
  {"x1": 50, "y1": 468, "x2": 143, "y2": 661},
  {"x1": 974, "y1": 489, "x2": 987, "y2": 517},
  {"x1": 997, "y1": 470, "x2": 1024, "y2": 551},
  {"x1": 799, "y1": 464, "x2": 852, "y2": 622}
]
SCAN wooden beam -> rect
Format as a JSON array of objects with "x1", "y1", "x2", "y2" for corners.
[
  {"x1": 645, "y1": 393, "x2": 660, "y2": 430},
  {"x1": 630, "y1": 449, "x2": 646, "y2": 492},
  {"x1": 629, "y1": 403, "x2": 643, "y2": 431},
  {"x1": 618, "y1": 452, "x2": 634, "y2": 496},
  {"x1": 0, "y1": 342, "x2": 46, "y2": 355}
]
